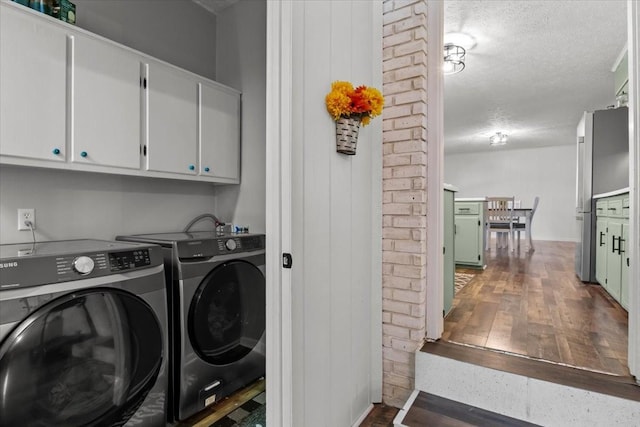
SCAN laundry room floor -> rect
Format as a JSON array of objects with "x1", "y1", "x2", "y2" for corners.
[{"x1": 179, "y1": 378, "x2": 266, "y2": 427}]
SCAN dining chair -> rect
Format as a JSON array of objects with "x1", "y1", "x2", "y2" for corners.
[
  {"x1": 485, "y1": 196, "x2": 515, "y2": 251},
  {"x1": 514, "y1": 196, "x2": 540, "y2": 251}
]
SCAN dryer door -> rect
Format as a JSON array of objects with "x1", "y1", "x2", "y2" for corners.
[
  {"x1": 0, "y1": 288, "x2": 163, "y2": 427},
  {"x1": 188, "y1": 260, "x2": 265, "y2": 365}
]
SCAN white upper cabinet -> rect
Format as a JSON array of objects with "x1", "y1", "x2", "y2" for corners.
[
  {"x1": 0, "y1": 5, "x2": 67, "y2": 162},
  {"x1": 0, "y1": 1, "x2": 241, "y2": 184},
  {"x1": 72, "y1": 33, "x2": 142, "y2": 169},
  {"x1": 200, "y1": 82, "x2": 240, "y2": 180},
  {"x1": 146, "y1": 62, "x2": 198, "y2": 175}
]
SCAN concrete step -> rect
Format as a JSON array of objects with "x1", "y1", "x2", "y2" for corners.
[{"x1": 394, "y1": 342, "x2": 640, "y2": 426}]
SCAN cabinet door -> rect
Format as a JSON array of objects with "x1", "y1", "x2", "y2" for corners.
[
  {"x1": 620, "y1": 221, "x2": 629, "y2": 309},
  {"x1": 72, "y1": 33, "x2": 141, "y2": 169},
  {"x1": 605, "y1": 220, "x2": 623, "y2": 301},
  {"x1": 454, "y1": 215, "x2": 481, "y2": 265},
  {"x1": 0, "y1": 5, "x2": 66, "y2": 162},
  {"x1": 595, "y1": 218, "x2": 608, "y2": 286},
  {"x1": 147, "y1": 63, "x2": 197, "y2": 175},
  {"x1": 443, "y1": 191, "x2": 455, "y2": 315},
  {"x1": 200, "y1": 82, "x2": 240, "y2": 180}
]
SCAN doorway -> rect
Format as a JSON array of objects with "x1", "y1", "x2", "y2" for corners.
[{"x1": 427, "y1": 2, "x2": 637, "y2": 382}]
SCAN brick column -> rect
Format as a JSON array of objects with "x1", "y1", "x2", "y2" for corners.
[{"x1": 381, "y1": 0, "x2": 428, "y2": 408}]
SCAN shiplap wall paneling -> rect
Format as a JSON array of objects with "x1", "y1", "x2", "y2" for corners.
[{"x1": 290, "y1": 1, "x2": 382, "y2": 426}]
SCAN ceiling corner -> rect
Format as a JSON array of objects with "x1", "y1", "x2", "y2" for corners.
[{"x1": 191, "y1": 0, "x2": 239, "y2": 15}]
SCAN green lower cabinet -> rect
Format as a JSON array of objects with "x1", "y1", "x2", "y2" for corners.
[
  {"x1": 443, "y1": 189, "x2": 455, "y2": 316},
  {"x1": 454, "y1": 200, "x2": 485, "y2": 268},
  {"x1": 595, "y1": 218, "x2": 608, "y2": 286},
  {"x1": 605, "y1": 220, "x2": 623, "y2": 301},
  {"x1": 620, "y1": 221, "x2": 630, "y2": 309},
  {"x1": 455, "y1": 216, "x2": 480, "y2": 264},
  {"x1": 594, "y1": 193, "x2": 629, "y2": 310}
]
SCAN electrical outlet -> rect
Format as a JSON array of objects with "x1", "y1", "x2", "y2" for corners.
[{"x1": 17, "y1": 208, "x2": 35, "y2": 231}]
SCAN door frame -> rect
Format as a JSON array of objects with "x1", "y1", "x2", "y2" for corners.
[
  {"x1": 626, "y1": 0, "x2": 640, "y2": 380},
  {"x1": 265, "y1": 1, "x2": 293, "y2": 425},
  {"x1": 425, "y1": 0, "x2": 640, "y2": 379}
]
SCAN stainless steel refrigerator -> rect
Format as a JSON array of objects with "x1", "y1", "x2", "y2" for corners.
[{"x1": 575, "y1": 106, "x2": 629, "y2": 282}]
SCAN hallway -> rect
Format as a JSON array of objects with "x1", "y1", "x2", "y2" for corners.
[{"x1": 443, "y1": 240, "x2": 629, "y2": 376}]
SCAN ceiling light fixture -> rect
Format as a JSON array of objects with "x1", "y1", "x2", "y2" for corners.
[
  {"x1": 489, "y1": 132, "x2": 508, "y2": 146},
  {"x1": 443, "y1": 43, "x2": 465, "y2": 75},
  {"x1": 444, "y1": 32, "x2": 477, "y2": 51}
]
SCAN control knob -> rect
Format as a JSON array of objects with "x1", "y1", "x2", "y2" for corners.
[
  {"x1": 73, "y1": 256, "x2": 95, "y2": 275},
  {"x1": 225, "y1": 239, "x2": 237, "y2": 251}
]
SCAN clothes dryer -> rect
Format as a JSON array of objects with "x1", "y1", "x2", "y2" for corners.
[
  {"x1": 0, "y1": 239, "x2": 168, "y2": 426},
  {"x1": 117, "y1": 232, "x2": 265, "y2": 422}
]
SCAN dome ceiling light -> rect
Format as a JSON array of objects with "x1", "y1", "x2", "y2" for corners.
[
  {"x1": 489, "y1": 132, "x2": 508, "y2": 146},
  {"x1": 443, "y1": 43, "x2": 466, "y2": 75}
]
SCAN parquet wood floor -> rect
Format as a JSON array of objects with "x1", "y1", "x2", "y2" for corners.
[{"x1": 443, "y1": 240, "x2": 630, "y2": 376}]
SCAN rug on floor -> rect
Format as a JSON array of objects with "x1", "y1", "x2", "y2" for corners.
[
  {"x1": 454, "y1": 272, "x2": 475, "y2": 294},
  {"x1": 210, "y1": 392, "x2": 266, "y2": 427}
]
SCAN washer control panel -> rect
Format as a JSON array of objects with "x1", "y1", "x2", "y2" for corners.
[{"x1": 0, "y1": 245, "x2": 160, "y2": 289}]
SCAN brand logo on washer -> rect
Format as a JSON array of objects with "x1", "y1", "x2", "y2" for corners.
[{"x1": 0, "y1": 262, "x2": 18, "y2": 269}]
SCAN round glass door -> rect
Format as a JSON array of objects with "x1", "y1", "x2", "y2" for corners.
[
  {"x1": 188, "y1": 260, "x2": 265, "y2": 365},
  {"x1": 0, "y1": 288, "x2": 163, "y2": 427}
]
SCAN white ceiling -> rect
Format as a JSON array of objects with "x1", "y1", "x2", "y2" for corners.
[{"x1": 444, "y1": 0, "x2": 627, "y2": 154}]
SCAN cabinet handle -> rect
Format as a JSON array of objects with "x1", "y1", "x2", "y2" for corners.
[
  {"x1": 52, "y1": 148, "x2": 61, "y2": 155},
  {"x1": 80, "y1": 151, "x2": 88, "y2": 158},
  {"x1": 458, "y1": 208, "x2": 470, "y2": 211},
  {"x1": 618, "y1": 237, "x2": 625, "y2": 255},
  {"x1": 611, "y1": 235, "x2": 618, "y2": 254},
  {"x1": 204, "y1": 167, "x2": 210, "y2": 172},
  {"x1": 599, "y1": 231, "x2": 605, "y2": 246},
  {"x1": 189, "y1": 164, "x2": 195, "y2": 171}
]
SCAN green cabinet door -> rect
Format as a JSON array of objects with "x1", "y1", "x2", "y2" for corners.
[
  {"x1": 455, "y1": 216, "x2": 481, "y2": 265},
  {"x1": 605, "y1": 220, "x2": 623, "y2": 301},
  {"x1": 620, "y1": 220, "x2": 630, "y2": 309},
  {"x1": 443, "y1": 190, "x2": 455, "y2": 315},
  {"x1": 595, "y1": 217, "x2": 608, "y2": 286}
]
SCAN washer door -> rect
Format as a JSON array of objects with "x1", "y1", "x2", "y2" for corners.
[
  {"x1": 188, "y1": 260, "x2": 265, "y2": 365},
  {"x1": 0, "y1": 288, "x2": 163, "y2": 427}
]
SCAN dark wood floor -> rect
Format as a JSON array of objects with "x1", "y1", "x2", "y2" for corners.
[
  {"x1": 444, "y1": 240, "x2": 630, "y2": 376},
  {"x1": 359, "y1": 403, "x2": 399, "y2": 427},
  {"x1": 402, "y1": 392, "x2": 541, "y2": 427}
]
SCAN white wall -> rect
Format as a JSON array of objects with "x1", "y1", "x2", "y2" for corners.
[
  {"x1": 0, "y1": 166, "x2": 217, "y2": 243},
  {"x1": 214, "y1": 0, "x2": 267, "y2": 233},
  {"x1": 73, "y1": 0, "x2": 217, "y2": 79},
  {"x1": 289, "y1": 1, "x2": 382, "y2": 426},
  {"x1": 0, "y1": 2, "x2": 222, "y2": 244},
  {"x1": 445, "y1": 145, "x2": 577, "y2": 241}
]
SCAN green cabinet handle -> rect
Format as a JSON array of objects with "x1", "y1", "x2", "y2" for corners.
[
  {"x1": 52, "y1": 148, "x2": 61, "y2": 155},
  {"x1": 204, "y1": 167, "x2": 210, "y2": 172},
  {"x1": 80, "y1": 151, "x2": 88, "y2": 158},
  {"x1": 189, "y1": 164, "x2": 195, "y2": 171}
]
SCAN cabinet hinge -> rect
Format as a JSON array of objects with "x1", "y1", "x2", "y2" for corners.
[
  {"x1": 283, "y1": 253, "x2": 293, "y2": 269},
  {"x1": 443, "y1": 247, "x2": 446, "y2": 254},
  {"x1": 143, "y1": 145, "x2": 147, "y2": 156},
  {"x1": 143, "y1": 77, "x2": 147, "y2": 89},
  {"x1": 478, "y1": 220, "x2": 481, "y2": 226},
  {"x1": 478, "y1": 254, "x2": 481, "y2": 261}
]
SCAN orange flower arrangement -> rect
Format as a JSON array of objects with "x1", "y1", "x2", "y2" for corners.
[{"x1": 325, "y1": 81, "x2": 384, "y2": 126}]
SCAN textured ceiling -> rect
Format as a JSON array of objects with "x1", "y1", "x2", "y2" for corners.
[{"x1": 444, "y1": 0, "x2": 627, "y2": 154}]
